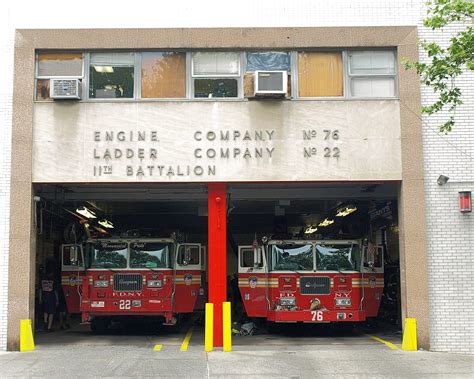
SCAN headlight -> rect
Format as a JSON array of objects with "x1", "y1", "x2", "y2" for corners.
[
  {"x1": 279, "y1": 297, "x2": 296, "y2": 307},
  {"x1": 335, "y1": 298, "x2": 352, "y2": 307},
  {"x1": 147, "y1": 280, "x2": 163, "y2": 288},
  {"x1": 94, "y1": 280, "x2": 109, "y2": 288}
]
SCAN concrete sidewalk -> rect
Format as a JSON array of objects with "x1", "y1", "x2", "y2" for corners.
[{"x1": 1, "y1": 345, "x2": 473, "y2": 378}]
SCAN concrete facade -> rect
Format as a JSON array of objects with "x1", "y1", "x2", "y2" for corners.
[
  {"x1": 0, "y1": 0, "x2": 472, "y2": 354},
  {"x1": 7, "y1": 26, "x2": 429, "y2": 352}
]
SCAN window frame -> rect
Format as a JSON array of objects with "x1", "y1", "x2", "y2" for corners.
[
  {"x1": 34, "y1": 48, "x2": 399, "y2": 103},
  {"x1": 190, "y1": 51, "x2": 243, "y2": 100},
  {"x1": 294, "y1": 49, "x2": 346, "y2": 100},
  {"x1": 346, "y1": 49, "x2": 398, "y2": 99},
  {"x1": 86, "y1": 51, "x2": 138, "y2": 101},
  {"x1": 138, "y1": 50, "x2": 188, "y2": 100},
  {"x1": 35, "y1": 51, "x2": 85, "y2": 101}
]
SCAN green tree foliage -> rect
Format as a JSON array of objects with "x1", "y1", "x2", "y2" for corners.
[{"x1": 405, "y1": 0, "x2": 474, "y2": 132}]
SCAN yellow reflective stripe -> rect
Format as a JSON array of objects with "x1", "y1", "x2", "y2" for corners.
[
  {"x1": 368, "y1": 335, "x2": 399, "y2": 350},
  {"x1": 180, "y1": 326, "x2": 194, "y2": 352}
]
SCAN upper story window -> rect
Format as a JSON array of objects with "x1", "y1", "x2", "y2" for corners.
[
  {"x1": 141, "y1": 52, "x2": 186, "y2": 99},
  {"x1": 192, "y1": 52, "x2": 240, "y2": 98},
  {"x1": 298, "y1": 52, "x2": 343, "y2": 97},
  {"x1": 89, "y1": 52, "x2": 135, "y2": 99},
  {"x1": 347, "y1": 50, "x2": 397, "y2": 98},
  {"x1": 35, "y1": 48, "x2": 398, "y2": 101},
  {"x1": 36, "y1": 52, "x2": 83, "y2": 100}
]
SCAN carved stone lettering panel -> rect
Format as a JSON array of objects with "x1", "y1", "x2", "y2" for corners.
[{"x1": 32, "y1": 101, "x2": 401, "y2": 182}]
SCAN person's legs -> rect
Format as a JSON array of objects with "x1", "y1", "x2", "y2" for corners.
[
  {"x1": 43, "y1": 312, "x2": 48, "y2": 331},
  {"x1": 47, "y1": 313, "x2": 54, "y2": 331}
]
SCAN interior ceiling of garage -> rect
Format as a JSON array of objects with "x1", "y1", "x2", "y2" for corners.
[{"x1": 35, "y1": 182, "x2": 398, "y2": 216}]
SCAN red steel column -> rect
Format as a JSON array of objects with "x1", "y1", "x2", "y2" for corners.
[{"x1": 207, "y1": 182, "x2": 227, "y2": 347}]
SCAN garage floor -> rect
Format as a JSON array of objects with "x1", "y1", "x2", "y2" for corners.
[
  {"x1": 3, "y1": 321, "x2": 473, "y2": 378},
  {"x1": 33, "y1": 318, "x2": 401, "y2": 351}
]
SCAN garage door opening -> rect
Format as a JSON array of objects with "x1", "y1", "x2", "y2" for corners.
[
  {"x1": 32, "y1": 182, "x2": 401, "y2": 348},
  {"x1": 226, "y1": 183, "x2": 401, "y2": 340}
]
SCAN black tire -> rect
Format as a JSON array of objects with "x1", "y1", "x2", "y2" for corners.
[{"x1": 90, "y1": 317, "x2": 110, "y2": 334}]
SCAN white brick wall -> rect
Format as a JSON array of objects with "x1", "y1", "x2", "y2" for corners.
[
  {"x1": 0, "y1": 1, "x2": 472, "y2": 353},
  {"x1": 418, "y1": 9, "x2": 474, "y2": 353}
]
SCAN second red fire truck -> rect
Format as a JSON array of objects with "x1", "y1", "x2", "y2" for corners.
[{"x1": 238, "y1": 238, "x2": 384, "y2": 324}]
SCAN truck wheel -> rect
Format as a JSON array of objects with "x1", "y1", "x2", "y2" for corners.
[{"x1": 90, "y1": 317, "x2": 110, "y2": 334}]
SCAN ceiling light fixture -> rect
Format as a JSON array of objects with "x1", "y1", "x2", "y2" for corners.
[
  {"x1": 318, "y1": 218, "x2": 334, "y2": 227},
  {"x1": 336, "y1": 205, "x2": 357, "y2": 217},
  {"x1": 76, "y1": 206, "x2": 97, "y2": 219},
  {"x1": 94, "y1": 66, "x2": 114, "y2": 73},
  {"x1": 98, "y1": 219, "x2": 114, "y2": 229},
  {"x1": 304, "y1": 225, "x2": 318, "y2": 234}
]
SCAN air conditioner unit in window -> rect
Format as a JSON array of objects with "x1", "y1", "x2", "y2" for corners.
[
  {"x1": 50, "y1": 79, "x2": 82, "y2": 100},
  {"x1": 253, "y1": 71, "x2": 287, "y2": 97}
]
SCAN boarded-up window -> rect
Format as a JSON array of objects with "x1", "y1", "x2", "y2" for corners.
[
  {"x1": 298, "y1": 52, "x2": 343, "y2": 97},
  {"x1": 141, "y1": 52, "x2": 186, "y2": 98}
]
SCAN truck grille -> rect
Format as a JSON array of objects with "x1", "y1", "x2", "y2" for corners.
[
  {"x1": 113, "y1": 273, "x2": 143, "y2": 292},
  {"x1": 300, "y1": 276, "x2": 330, "y2": 295}
]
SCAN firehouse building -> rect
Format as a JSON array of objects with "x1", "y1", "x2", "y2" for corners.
[{"x1": 5, "y1": 27, "x2": 431, "y2": 350}]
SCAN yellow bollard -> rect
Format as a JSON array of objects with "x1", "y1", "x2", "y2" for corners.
[
  {"x1": 402, "y1": 318, "x2": 417, "y2": 351},
  {"x1": 205, "y1": 303, "x2": 214, "y2": 352},
  {"x1": 223, "y1": 302, "x2": 232, "y2": 352},
  {"x1": 20, "y1": 319, "x2": 35, "y2": 352}
]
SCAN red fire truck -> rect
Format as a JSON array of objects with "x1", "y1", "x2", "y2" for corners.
[
  {"x1": 62, "y1": 237, "x2": 203, "y2": 332},
  {"x1": 238, "y1": 238, "x2": 383, "y2": 324}
]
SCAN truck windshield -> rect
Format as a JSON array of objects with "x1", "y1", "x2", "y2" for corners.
[
  {"x1": 129, "y1": 242, "x2": 173, "y2": 269},
  {"x1": 316, "y1": 244, "x2": 359, "y2": 271},
  {"x1": 271, "y1": 244, "x2": 313, "y2": 271},
  {"x1": 89, "y1": 241, "x2": 128, "y2": 269}
]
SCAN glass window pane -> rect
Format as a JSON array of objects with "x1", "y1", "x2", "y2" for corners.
[
  {"x1": 90, "y1": 52, "x2": 134, "y2": 66},
  {"x1": 177, "y1": 245, "x2": 200, "y2": 265},
  {"x1": 37, "y1": 52, "x2": 83, "y2": 77},
  {"x1": 90, "y1": 242, "x2": 128, "y2": 269},
  {"x1": 271, "y1": 244, "x2": 313, "y2": 271},
  {"x1": 194, "y1": 78, "x2": 238, "y2": 98},
  {"x1": 316, "y1": 244, "x2": 356, "y2": 271},
  {"x1": 246, "y1": 51, "x2": 290, "y2": 71},
  {"x1": 351, "y1": 77, "x2": 395, "y2": 97},
  {"x1": 349, "y1": 51, "x2": 395, "y2": 75},
  {"x1": 129, "y1": 242, "x2": 172, "y2": 268},
  {"x1": 89, "y1": 52, "x2": 134, "y2": 99},
  {"x1": 36, "y1": 79, "x2": 50, "y2": 100},
  {"x1": 241, "y1": 249, "x2": 255, "y2": 268},
  {"x1": 193, "y1": 52, "x2": 240, "y2": 76},
  {"x1": 298, "y1": 52, "x2": 343, "y2": 97},
  {"x1": 141, "y1": 52, "x2": 186, "y2": 98}
]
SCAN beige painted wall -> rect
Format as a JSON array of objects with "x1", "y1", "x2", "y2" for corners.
[
  {"x1": 8, "y1": 27, "x2": 428, "y2": 350},
  {"x1": 32, "y1": 101, "x2": 401, "y2": 183}
]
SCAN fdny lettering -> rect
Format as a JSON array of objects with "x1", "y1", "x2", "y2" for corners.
[{"x1": 112, "y1": 292, "x2": 143, "y2": 297}]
